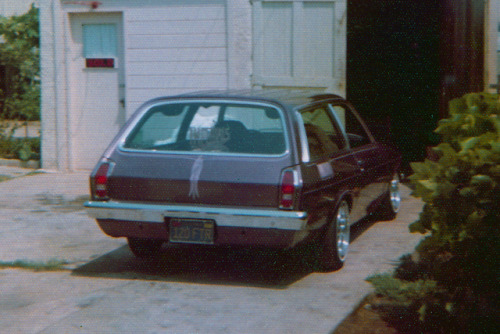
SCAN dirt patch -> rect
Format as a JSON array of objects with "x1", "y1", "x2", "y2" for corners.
[
  {"x1": 0, "y1": 174, "x2": 12, "y2": 182},
  {"x1": 35, "y1": 194, "x2": 89, "y2": 212},
  {"x1": 333, "y1": 295, "x2": 398, "y2": 334}
]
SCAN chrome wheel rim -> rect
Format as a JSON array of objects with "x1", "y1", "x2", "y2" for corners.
[
  {"x1": 389, "y1": 177, "x2": 401, "y2": 213},
  {"x1": 335, "y1": 201, "x2": 350, "y2": 262}
]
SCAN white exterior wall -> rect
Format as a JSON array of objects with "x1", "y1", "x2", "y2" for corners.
[
  {"x1": 40, "y1": 0, "x2": 252, "y2": 170},
  {"x1": 40, "y1": 0, "x2": 67, "y2": 170},
  {"x1": 40, "y1": 0, "x2": 345, "y2": 170},
  {"x1": 227, "y1": 0, "x2": 253, "y2": 90},
  {"x1": 0, "y1": 0, "x2": 36, "y2": 16},
  {"x1": 124, "y1": 2, "x2": 227, "y2": 113},
  {"x1": 485, "y1": 0, "x2": 500, "y2": 92}
]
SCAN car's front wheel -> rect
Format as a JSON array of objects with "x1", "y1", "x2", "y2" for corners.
[
  {"x1": 317, "y1": 200, "x2": 350, "y2": 271},
  {"x1": 127, "y1": 237, "x2": 163, "y2": 259}
]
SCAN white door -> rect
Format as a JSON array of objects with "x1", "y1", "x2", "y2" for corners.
[{"x1": 69, "y1": 13, "x2": 125, "y2": 169}]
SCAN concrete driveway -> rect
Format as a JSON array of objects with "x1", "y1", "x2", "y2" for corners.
[{"x1": 0, "y1": 167, "x2": 424, "y2": 333}]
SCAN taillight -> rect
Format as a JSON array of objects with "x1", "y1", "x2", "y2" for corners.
[
  {"x1": 280, "y1": 168, "x2": 298, "y2": 209},
  {"x1": 92, "y1": 160, "x2": 114, "y2": 200}
]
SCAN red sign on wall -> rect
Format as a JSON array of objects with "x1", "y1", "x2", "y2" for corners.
[{"x1": 86, "y1": 58, "x2": 114, "y2": 68}]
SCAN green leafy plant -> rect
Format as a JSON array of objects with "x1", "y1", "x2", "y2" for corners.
[
  {"x1": 0, "y1": 135, "x2": 40, "y2": 160},
  {"x1": 369, "y1": 92, "x2": 500, "y2": 333},
  {"x1": 368, "y1": 273, "x2": 445, "y2": 306},
  {"x1": 0, "y1": 259, "x2": 68, "y2": 271},
  {"x1": 0, "y1": 4, "x2": 40, "y2": 121},
  {"x1": 409, "y1": 92, "x2": 499, "y2": 290},
  {"x1": 367, "y1": 271, "x2": 455, "y2": 333}
]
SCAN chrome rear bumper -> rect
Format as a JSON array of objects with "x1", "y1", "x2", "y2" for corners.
[{"x1": 85, "y1": 200, "x2": 308, "y2": 231}]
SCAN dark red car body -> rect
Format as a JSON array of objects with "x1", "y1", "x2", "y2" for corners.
[{"x1": 85, "y1": 90, "x2": 401, "y2": 270}]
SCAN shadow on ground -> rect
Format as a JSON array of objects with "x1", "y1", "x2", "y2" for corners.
[
  {"x1": 72, "y1": 244, "x2": 318, "y2": 288},
  {"x1": 72, "y1": 217, "x2": 376, "y2": 289}
]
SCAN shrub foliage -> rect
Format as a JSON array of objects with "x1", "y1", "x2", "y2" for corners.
[
  {"x1": 370, "y1": 92, "x2": 500, "y2": 333},
  {"x1": 0, "y1": 134, "x2": 40, "y2": 161},
  {"x1": 0, "y1": 5, "x2": 40, "y2": 121}
]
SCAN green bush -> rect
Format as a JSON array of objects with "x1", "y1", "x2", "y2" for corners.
[
  {"x1": 0, "y1": 135, "x2": 40, "y2": 161},
  {"x1": 369, "y1": 92, "x2": 500, "y2": 333},
  {"x1": 368, "y1": 273, "x2": 445, "y2": 306},
  {"x1": 367, "y1": 272, "x2": 452, "y2": 333},
  {"x1": 0, "y1": 5, "x2": 40, "y2": 121},
  {"x1": 409, "y1": 92, "x2": 499, "y2": 293}
]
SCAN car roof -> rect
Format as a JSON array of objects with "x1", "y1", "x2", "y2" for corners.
[{"x1": 165, "y1": 89, "x2": 345, "y2": 109}]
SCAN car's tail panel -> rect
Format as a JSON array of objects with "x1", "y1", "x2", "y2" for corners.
[{"x1": 104, "y1": 151, "x2": 294, "y2": 208}]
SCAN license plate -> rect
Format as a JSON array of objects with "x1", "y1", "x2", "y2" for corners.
[{"x1": 169, "y1": 219, "x2": 215, "y2": 245}]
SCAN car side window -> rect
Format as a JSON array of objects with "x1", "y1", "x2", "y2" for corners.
[
  {"x1": 224, "y1": 106, "x2": 283, "y2": 132},
  {"x1": 329, "y1": 104, "x2": 372, "y2": 148},
  {"x1": 299, "y1": 105, "x2": 346, "y2": 161},
  {"x1": 125, "y1": 104, "x2": 189, "y2": 148}
]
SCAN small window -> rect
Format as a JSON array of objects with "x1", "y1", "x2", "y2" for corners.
[
  {"x1": 83, "y1": 24, "x2": 117, "y2": 58},
  {"x1": 299, "y1": 105, "x2": 346, "y2": 160},
  {"x1": 330, "y1": 104, "x2": 371, "y2": 148}
]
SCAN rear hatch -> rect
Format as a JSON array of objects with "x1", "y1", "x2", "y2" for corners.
[
  {"x1": 99, "y1": 99, "x2": 296, "y2": 208},
  {"x1": 107, "y1": 152, "x2": 292, "y2": 208}
]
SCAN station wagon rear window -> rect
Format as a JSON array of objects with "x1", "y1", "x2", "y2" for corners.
[{"x1": 122, "y1": 102, "x2": 287, "y2": 155}]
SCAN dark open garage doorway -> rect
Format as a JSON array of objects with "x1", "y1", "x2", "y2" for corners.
[{"x1": 347, "y1": 0, "x2": 441, "y2": 171}]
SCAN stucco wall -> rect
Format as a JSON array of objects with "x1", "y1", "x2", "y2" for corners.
[{"x1": 40, "y1": 0, "x2": 67, "y2": 170}]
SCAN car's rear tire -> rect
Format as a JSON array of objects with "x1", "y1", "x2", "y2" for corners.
[
  {"x1": 376, "y1": 174, "x2": 401, "y2": 221},
  {"x1": 127, "y1": 237, "x2": 163, "y2": 259},
  {"x1": 317, "y1": 200, "x2": 350, "y2": 272}
]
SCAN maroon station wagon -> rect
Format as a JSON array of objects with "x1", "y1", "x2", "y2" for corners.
[{"x1": 85, "y1": 90, "x2": 402, "y2": 270}]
